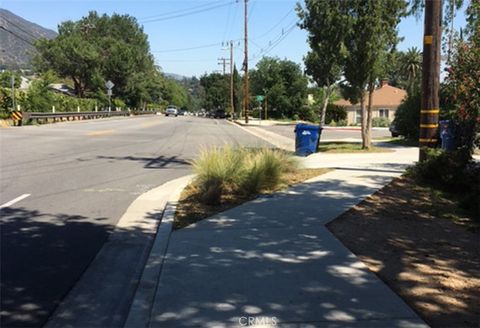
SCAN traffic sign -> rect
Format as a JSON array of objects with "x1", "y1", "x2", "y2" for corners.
[
  {"x1": 106, "y1": 80, "x2": 115, "y2": 90},
  {"x1": 107, "y1": 89, "x2": 112, "y2": 96},
  {"x1": 256, "y1": 95, "x2": 264, "y2": 102}
]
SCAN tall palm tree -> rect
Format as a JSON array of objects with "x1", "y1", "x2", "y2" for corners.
[{"x1": 401, "y1": 47, "x2": 422, "y2": 95}]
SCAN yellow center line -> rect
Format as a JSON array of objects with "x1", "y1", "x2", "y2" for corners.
[
  {"x1": 140, "y1": 121, "x2": 163, "y2": 128},
  {"x1": 87, "y1": 129, "x2": 115, "y2": 136}
]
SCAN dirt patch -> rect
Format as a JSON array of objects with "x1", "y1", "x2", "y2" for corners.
[{"x1": 327, "y1": 176, "x2": 480, "y2": 328}]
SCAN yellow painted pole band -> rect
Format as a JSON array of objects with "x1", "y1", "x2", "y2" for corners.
[
  {"x1": 424, "y1": 35, "x2": 433, "y2": 44},
  {"x1": 419, "y1": 138, "x2": 438, "y2": 143},
  {"x1": 420, "y1": 124, "x2": 439, "y2": 128},
  {"x1": 420, "y1": 109, "x2": 440, "y2": 114}
]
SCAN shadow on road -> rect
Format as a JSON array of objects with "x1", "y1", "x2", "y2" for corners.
[
  {"x1": 0, "y1": 207, "x2": 155, "y2": 328},
  {"x1": 97, "y1": 155, "x2": 190, "y2": 169}
]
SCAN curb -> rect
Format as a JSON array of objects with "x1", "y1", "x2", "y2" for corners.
[
  {"x1": 45, "y1": 174, "x2": 194, "y2": 328},
  {"x1": 123, "y1": 202, "x2": 178, "y2": 328},
  {"x1": 227, "y1": 120, "x2": 294, "y2": 152}
]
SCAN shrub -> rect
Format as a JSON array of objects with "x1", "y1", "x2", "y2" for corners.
[
  {"x1": 191, "y1": 147, "x2": 297, "y2": 205},
  {"x1": 336, "y1": 119, "x2": 348, "y2": 126},
  {"x1": 372, "y1": 117, "x2": 390, "y2": 127},
  {"x1": 393, "y1": 91, "x2": 421, "y2": 139},
  {"x1": 325, "y1": 104, "x2": 347, "y2": 124},
  {"x1": 407, "y1": 148, "x2": 480, "y2": 219}
]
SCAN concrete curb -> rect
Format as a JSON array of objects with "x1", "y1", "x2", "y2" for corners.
[
  {"x1": 45, "y1": 174, "x2": 194, "y2": 328},
  {"x1": 227, "y1": 120, "x2": 294, "y2": 152},
  {"x1": 123, "y1": 178, "x2": 194, "y2": 328},
  {"x1": 123, "y1": 202, "x2": 177, "y2": 328}
]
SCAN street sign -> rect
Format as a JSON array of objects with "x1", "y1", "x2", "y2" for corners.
[
  {"x1": 107, "y1": 89, "x2": 112, "y2": 96},
  {"x1": 256, "y1": 95, "x2": 264, "y2": 102},
  {"x1": 105, "y1": 80, "x2": 115, "y2": 90}
]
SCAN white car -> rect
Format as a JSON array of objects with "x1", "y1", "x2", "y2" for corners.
[{"x1": 165, "y1": 106, "x2": 178, "y2": 117}]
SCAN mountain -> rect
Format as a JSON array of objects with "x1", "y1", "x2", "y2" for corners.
[
  {"x1": 0, "y1": 9, "x2": 57, "y2": 69},
  {"x1": 164, "y1": 73, "x2": 188, "y2": 81}
]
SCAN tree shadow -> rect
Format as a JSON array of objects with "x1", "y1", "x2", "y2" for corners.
[
  {"x1": 0, "y1": 207, "x2": 156, "y2": 328},
  {"x1": 327, "y1": 177, "x2": 480, "y2": 327},
  {"x1": 149, "y1": 172, "x2": 426, "y2": 327},
  {"x1": 97, "y1": 155, "x2": 190, "y2": 169}
]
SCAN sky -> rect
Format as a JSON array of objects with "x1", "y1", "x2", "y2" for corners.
[{"x1": 1, "y1": 0, "x2": 469, "y2": 78}]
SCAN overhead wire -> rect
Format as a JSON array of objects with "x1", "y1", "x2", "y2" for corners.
[
  {"x1": 140, "y1": 1, "x2": 236, "y2": 24},
  {"x1": 139, "y1": 0, "x2": 225, "y2": 21}
]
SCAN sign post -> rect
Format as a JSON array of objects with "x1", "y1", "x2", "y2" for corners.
[
  {"x1": 256, "y1": 95, "x2": 264, "y2": 123},
  {"x1": 105, "y1": 80, "x2": 115, "y2": 112}
]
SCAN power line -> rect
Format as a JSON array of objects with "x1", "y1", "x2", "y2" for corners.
[
  {"x1": 140, "y1": 1, "x2": 236, "y2": 24},
  {"x1": 139, "y1": 1, "x2": 225, "y2": 20},
  {"x1": 252, "y1": 8, "x2": 294, "y2": 40},
  {"x1": 151, "y1": 42, "x2": 224, "y2": 53},
  {"x1": 250, "y1": 22, "x2": 297, "y2": 61},
  {"x1": 0, "y1": 26, "x2": 35, "y2": 46}
]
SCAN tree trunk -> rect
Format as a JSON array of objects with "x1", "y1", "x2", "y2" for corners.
[
  {"x1": 365, "y1": 83, "x2": 374, "y2": 149},
  {"x1": 360, "y1": 93, "x2": 368, "y2": 149},
  {"x1": 319, "y1": 85, "x2": 330, "y2": 128}
]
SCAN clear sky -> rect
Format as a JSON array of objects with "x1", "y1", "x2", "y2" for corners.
[{"x1": 1, "y1": 0, "x2": 469, "y2": 78}]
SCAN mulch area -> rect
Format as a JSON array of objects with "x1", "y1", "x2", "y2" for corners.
[{"x1": 327, "y1": 176, "x2": 480, "y2": 328}]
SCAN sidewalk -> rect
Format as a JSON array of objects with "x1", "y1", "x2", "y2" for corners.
[{"x1": 130, "y1": 146, "x2": 426, "y2": 327}]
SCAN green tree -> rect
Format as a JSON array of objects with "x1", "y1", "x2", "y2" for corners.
[
  {"x1": 33, "y1": 11, "x2": 160, "y2": 108},
  {"x1": 400, "y1": 47, "x2": 422, "y2": 95},
  {"x1": 249, "y1": 57, "x2": 308, "y2": 119},
  {"x1": 0, "y1": 71, "x2": 21, "y2": 88},
  {"x1": 342, "y1": 0, "x2": 406, "y2": 149},
  {"x1": 297, "y1": 0, "x2": 349, "y2": 126},
  {"x1": 199, "y1": 73, "x2": 229, "y2": 111}
]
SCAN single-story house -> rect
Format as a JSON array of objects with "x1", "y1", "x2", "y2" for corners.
[{"x1": 334, "y1": 80, "x2": 407, "y2": 125}]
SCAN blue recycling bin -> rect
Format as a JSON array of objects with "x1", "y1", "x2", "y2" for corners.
[
  {"x1": 439, "y1": 120, "x2": 456, "y2": 151},
  {"x1": 294, "y1": 124, "x2": 322, "y2": 156}
]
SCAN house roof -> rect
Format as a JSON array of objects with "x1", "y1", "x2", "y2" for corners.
[{"x1": 334, "y1": 84, "x2": 407, "y2": 108}]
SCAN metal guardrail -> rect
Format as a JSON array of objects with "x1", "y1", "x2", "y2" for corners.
[{"x1": 16, "y1": 110, "x2": 157, "y2": 125}]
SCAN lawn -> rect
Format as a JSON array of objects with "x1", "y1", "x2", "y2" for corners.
[{"x1": 317, "y1": 141, "x2": 394, "y2": 153}]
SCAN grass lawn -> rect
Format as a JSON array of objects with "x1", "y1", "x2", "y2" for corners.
[
  {"x1": 174, "y1": 168, "x2": 331, "y2": 230},
  {"x1": 317, "y1": 141, "x2": 394, "y2": 153},
  {"x1": 327, "y1": 176, "x2": 479, "y2": 327},
  {"x1": 383, "y1": 137, "x2": 419, "y2": 147}
]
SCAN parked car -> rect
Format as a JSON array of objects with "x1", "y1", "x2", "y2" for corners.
[
  {"x1": 165, "y1": 106, "x2": 178, "y2": 117},
  {"x1": 389, "y1": 121, "x2": 400, "y2": 137},
  {"x1": 213, "y1": 109, "x2": 227, "y2": 119}
]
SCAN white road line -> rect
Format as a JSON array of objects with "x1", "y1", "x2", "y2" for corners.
[{"x1": 0, "y1": 194, "x2": 31, "y2": 209}]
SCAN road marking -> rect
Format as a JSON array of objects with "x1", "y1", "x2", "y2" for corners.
[
  {"x1": 0, "y1": 194, "x2": 31, "y2": 209},
  {"x1": 141, "y1": 121, "x2": 163, "y2": 128},
  {"x1": 87, "y1": 129, "x2": 115, "y2": 136}
]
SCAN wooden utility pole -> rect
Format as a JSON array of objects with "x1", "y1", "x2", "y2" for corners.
[
  {"x1": 217, "y1": 57, "x2": 228, "y2": 75},
  {"x1": 230, "y1": 41, "x2": 235, "y2": 120},
  {"x1": 419, "y1": 0, "x2": 442, "y2": 161},
  {"x1": 243, "y1": 0, "x2": 249, "y2": 123}
]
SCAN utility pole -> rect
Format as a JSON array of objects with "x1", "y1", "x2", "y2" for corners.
[
  {"x1": 217, "y1": 57, "x2": 228, "y2": 75},
  {"x1": 419, "y1": 0, "x2": 442, "y2": 162},
  {"x1": 230, "y1": 41, "x2": 235, "y2": 120},
  {"x1": 243, "y1": 0, "x2": 249, "y2": 124}
]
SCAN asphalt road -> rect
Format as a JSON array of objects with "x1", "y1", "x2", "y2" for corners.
[
  {"x1": 0, "y1": 115, "x2": 267, "y2": 328},
  {"x1": 257, "y1": 124, "x2": 391, "y2": 140}
]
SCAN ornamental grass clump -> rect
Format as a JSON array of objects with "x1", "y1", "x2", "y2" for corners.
[{"x1": 190, "y1": 146, "x2": 297, "y2": 205}]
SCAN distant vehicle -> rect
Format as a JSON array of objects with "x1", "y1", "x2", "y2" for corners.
[
  {"x1": 165, "y1": 106, "x2": 178, "y2": 117},
  {"x1": 389, "y1": 121, "x2": 400, "y2": 137},
  {"x1": 213, "y1": 109, "x2": 227, "y2": 119},
  {"x1": 178, "y1": 110, "x2": 188, "y2": 116}
]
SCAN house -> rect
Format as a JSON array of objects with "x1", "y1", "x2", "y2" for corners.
[{"x1": 334, "y1": 80, "x2": 407, "y2": 125}]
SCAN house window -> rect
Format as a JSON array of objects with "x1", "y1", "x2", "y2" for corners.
[
  {"x1": 355, "y1": 110, "x2": 362, "y2": 124},
  {"x1": 379, "y1": 109, "x2": 390, "y2": 119}
]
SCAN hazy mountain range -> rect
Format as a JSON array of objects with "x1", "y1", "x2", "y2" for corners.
[{"x1": 0, "y1": 9, "x2": 57, "y2": 70}]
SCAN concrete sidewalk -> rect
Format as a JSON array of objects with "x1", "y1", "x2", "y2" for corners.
[{"x1": 140, "y1": 148, "x2": 426, "y2": 327}]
